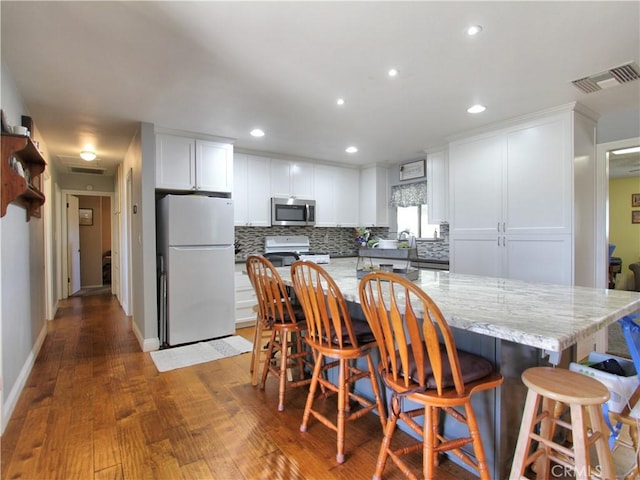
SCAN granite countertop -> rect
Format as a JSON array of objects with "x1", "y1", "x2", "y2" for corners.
[{"x1": 277, "y1": 258, "x2": 640, "y2": 353}]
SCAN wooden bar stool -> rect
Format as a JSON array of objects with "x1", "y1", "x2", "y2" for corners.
[{"x1": 510, "y1": 367, "x2": 616, "y2": 480}]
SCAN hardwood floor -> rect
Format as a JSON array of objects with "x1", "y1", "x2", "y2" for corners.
[{"x1": 1, "y1": 293, "x2": 478, "y2": 480}]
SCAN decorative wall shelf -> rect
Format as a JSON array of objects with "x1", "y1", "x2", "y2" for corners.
[{"x1": 1, "y1": 133, "x2": 46, "y2": 220}]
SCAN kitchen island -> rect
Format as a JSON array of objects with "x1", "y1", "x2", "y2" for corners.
[{"x1": 276, "y1": 258, "x2": 640, "y2": 478}]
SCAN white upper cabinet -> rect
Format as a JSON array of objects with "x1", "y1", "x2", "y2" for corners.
[
  {"x1": 270, "y1": 158, "x2": 314, "y2": 199},
  {"x1": 359, "y1": 166, "x2": 389, "y2": 227},
  {"x1": 196, "y1": 140, "x2": 233, "y2": 193},
  {"x1": 233, "y1": 153, "x2": 271, "y2": 226},
  {"x1": 156, "y1": 134, "x2": 195, "y2": 190},
  {"x1": 426, "y1": 150, "x2": 449, "y2": 224},
  {"x1": 314, "y1": 164, "x2": 359, "y2": 227},
  {"x1": 156, "y1": 133, "x2": 233, "y2": 193}
]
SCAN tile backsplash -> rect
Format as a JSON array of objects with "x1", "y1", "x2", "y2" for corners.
[{"x1": 234, "y1": 223, "x2": 449, "y2": 261}]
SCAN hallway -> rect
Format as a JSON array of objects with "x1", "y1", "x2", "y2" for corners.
[{"x1": 1, "y1": 294, "x2": 474, "y2": 480}]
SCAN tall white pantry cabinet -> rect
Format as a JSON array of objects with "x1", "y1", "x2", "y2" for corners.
[{"x1": 449, "y1": 103, "x2": 598, "y2": 289}]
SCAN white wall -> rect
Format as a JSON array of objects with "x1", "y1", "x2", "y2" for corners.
[{"x1": 0, "y1": 63, "x2": 48, "y2": 433}]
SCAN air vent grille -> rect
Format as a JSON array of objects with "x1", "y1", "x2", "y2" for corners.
[
  {"x1": 610, "y1": 63, "x2": 640, "y2": 83},
  {"x1": 571, "y1": 62, "x2": 640, "y2": 94},
  {"x1": 572, "y1": 77, "x2": 601, "y2": 94},
  {"x1": 70, "y1": 166, "x2": 105, "y2": 175}
]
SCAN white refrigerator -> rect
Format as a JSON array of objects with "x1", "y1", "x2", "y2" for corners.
[{"x1": 157, "y1": 194, "x2": 235, "y2": 346}]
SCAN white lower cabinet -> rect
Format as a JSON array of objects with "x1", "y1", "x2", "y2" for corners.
[
  {"x1": 450, "y1": 235, "x2": 572, "y2": 284},
  {"x1": 235, "y1": 264, "x2": 256, "y2": 328}
]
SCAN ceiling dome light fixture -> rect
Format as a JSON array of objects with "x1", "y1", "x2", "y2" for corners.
[
  {"x1": 250, "y1": 128, "x2": 265, "y2": 137},
  {"x1": 467, "y1": 104, "x2": 487, "y2": 114},
  {"x1": 388, "y1": 68, "x2": 398, "y2": 77},
  {"x1": 336, "y1": 98, "x2": 345, "y2": 106},
  {"x1": 80, "y1": 150, "x2": 97, "y2": 161},
  {"x1": 467, "y1": 25, "x2": 483, "y2": 36},
  {"x1": 345, "y1": 146, "x2": 358, "y2": 153}
]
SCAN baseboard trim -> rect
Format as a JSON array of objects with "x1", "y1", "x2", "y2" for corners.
[
  {"x1": 131, "y1": 318, "x2": 160, "y2": 352},
  {"x1": 1, "y1": 323, "x2": 47, "y2": 434}
]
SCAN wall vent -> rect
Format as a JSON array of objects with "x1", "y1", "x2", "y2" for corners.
[
  {"x1": 571, "y1": 62, "x2": 640, "y2": 94},
  {"x1": 69, "y1": 166, "x2": 106, "y2": 175}
]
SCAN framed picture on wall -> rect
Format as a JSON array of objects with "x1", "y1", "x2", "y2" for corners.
[
  {"x1": 632, "y1": 193, "x2": 640, "y2": 207},
  {"x1": 632, "y1": 210, "x2": 640, "y2": 224},
  {"x1": 79, "y1": 208, "x2": 93, "y2": 226},
  {"x1": 399, "y1": 159, "x2": 425, "y2": 181}
]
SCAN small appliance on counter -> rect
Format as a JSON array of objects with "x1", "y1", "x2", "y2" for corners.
[{"x1": 263, "y1": 235, "x2": 330, "y2": 267}]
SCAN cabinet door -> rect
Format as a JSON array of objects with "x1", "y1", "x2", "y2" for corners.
[
  {"x1": 233, "y1": 153, "x2": 249, "y2": 226},
  {"x1": 314, "y1": 164, "x2": 337, "y2": 226},
  {"x1": 156, "y1": 134, "x2": 195, "y2": 190},
  {"x1": 449, "y1": 236, "x2": 502, "y2": 277},
  {"x1": 245, "y1": 155, "x2": 271, "y2": 226},
  {"x1": 196, "y1": 140, "x2": 233, "y2": 193},
  {"x1": 504, "y1": 235, "x2": 572, "y2": 285},
  {"x1": 449, "y1": 134, "x2": 503, "y2": 235},
  {"x1": 335, "y1": 167, "x2": 359, "y2": 227},
  {"x1": 427, "y1": 151, "x2": 448, "y2": 223},
  {"x1": 505, "y1": 116, "x2": 571, "y2": 235},
  {"x1": 270, "y1": 158, "x2": 314, "y2": 199},
  {"x1": 270, "y1": 158, "x2": 292, "y2": 198},
  {"x1": 291, "y1": 161, "x2": 314, "y2": 199},
  {"x1": 359, "y1": 166, "x2": 389, "y2": 227}
]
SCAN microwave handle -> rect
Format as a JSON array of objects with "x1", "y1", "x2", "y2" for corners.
[{"x1": 305, "y1": 203, "x2": 310, "y2": 223}]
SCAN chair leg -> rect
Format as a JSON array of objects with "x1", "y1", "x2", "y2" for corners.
[
  {"x1": 626, "y1": 423, "x2": 640, "y2": 480},
  {"x1": 424, "y1": 405, "x2": 435, "y2": 480},
  {"x1": 260, "y1": 329, "x2": 277, "y2": 390},
  {"x1": 365, "y1": 353, "x2": 387, "y2": 429},
  {"x1": 511, "y1": 388, "x2": 543, "y2": 478},
  {"x1": 587, "y1": 404, "x2": 616, "y2": 480},
  {"x1": 373, "y1": 396, "x2": 400, "y2": 480},
  {"x1": 300, "y1": 352, "x2": 324, "y2": 433},
  {"x1": 465, "y1": 402, "x2": 490, "y2": 480},
  {"x1": 336, "y1": 358, "x2": 347, "y2": 464},
  {"x1": 250, "y1": 312, "x2": 261, "y2": 386},
  {"x1": 278, "y1": 330, "x2": 288, "y2": 412}
]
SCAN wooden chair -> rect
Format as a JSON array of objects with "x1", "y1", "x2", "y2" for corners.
[
  {"x1": 358, "y1": 271, "x2": 504, "y2": 480},
  {"x1": 245, "y1": 255, "x2": 312, "y2": 411},
  {"x1": 290, "y1": 260, "x2": 387, "y2": 464}
]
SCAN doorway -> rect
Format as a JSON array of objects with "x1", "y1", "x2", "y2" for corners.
[{"x1": 61, "y1": 190, "x2": 115, "y2": 299}]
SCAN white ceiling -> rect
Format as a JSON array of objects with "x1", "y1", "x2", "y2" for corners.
[{"x1": 1, "y1": 1, "x2": 639, "y2": 178}]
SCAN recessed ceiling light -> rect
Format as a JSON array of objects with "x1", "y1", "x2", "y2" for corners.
[
  {"x1": 611, "y1": 146, "x2": 640, "y2": 155},
  {"x1": 336, "y1": 98, "x2": 345, "y2": 106},
  {"x1": 345, "y1": 146, "x2": 358, "y2": 153},
  {"x1": 250, "y1": 128, "x2": 265, "y2": 137},
  {"x1": 467, "y1": 25, "x2": 483, "y2": 36},
  {"x1": 388, "y1": 68, "x2": 398, "y2": 77},
  {"x1": 80, "y1": 150, "x2": 96, "y2": 161},
  {"x1": 467, "y1": 104, "x2": 486, "y2": 114}
]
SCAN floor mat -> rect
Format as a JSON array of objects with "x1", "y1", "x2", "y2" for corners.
[{"x1": 150, "y1": 335, "x2": 253, "y2": 372}]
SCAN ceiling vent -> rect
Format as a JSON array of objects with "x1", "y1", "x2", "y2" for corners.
[
  {"x1": 571, "y1": 62, "x2": 640, "y2": 94},
  {"x1": 69, "y1": 166, "x2": 106, "y2": 175}
]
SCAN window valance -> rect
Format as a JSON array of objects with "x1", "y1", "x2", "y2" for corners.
[{"x1": 389, "y1": 181, "x2": 427, "y2": 207}]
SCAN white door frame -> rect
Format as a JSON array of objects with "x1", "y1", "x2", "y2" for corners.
[{"x1": 59, "y1": 189, "x2": 115, "y2": 299}]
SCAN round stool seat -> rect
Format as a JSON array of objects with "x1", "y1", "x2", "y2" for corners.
[{"x1": 522, "y1": 366, "x2": 609, "y2": 405}]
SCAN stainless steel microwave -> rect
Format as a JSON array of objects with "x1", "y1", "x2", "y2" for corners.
[{"x1": 271, "y1": 198, "x2": 316, "y2": 226}]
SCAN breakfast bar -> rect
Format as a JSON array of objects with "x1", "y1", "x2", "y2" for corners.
[{"x1": 277, "y1": 258, "x2": 640, "y2": 478}]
